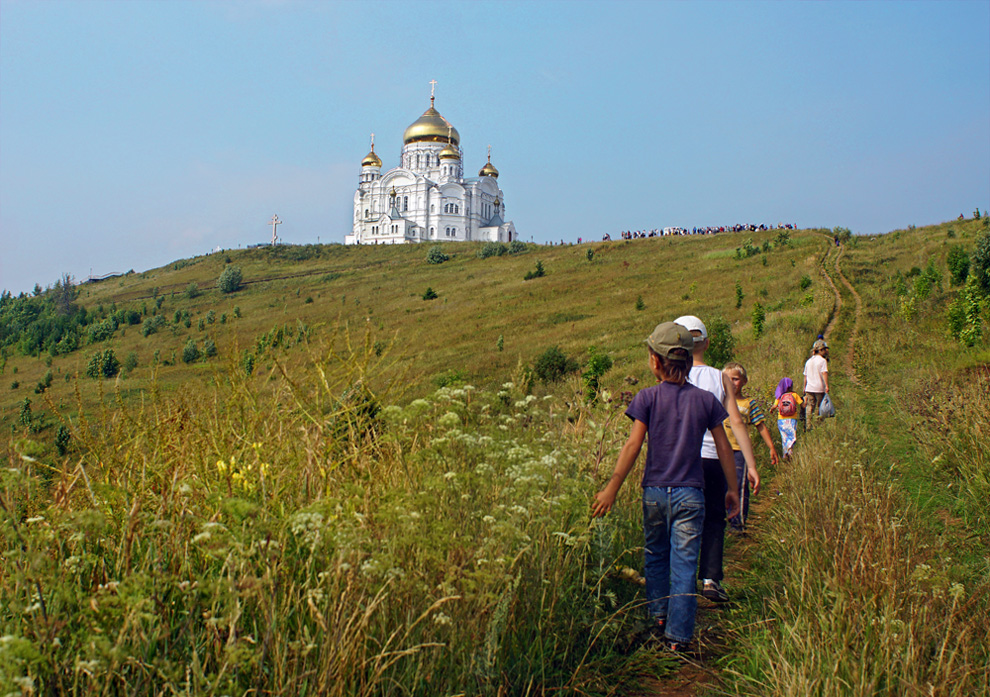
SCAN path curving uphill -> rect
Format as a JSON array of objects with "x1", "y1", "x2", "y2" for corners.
[{"x1": 817, "y1": 236, "x2": 862, "y2": 386}]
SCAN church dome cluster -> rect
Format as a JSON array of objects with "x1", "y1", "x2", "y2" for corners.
[{"x1": 345, "y1": 83, "x2": 516, "y2": 247}]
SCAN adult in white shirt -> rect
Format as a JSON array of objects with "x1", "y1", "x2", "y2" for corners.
[
  {"x1": 675, "y1": 315, "x2": 760, "y2": 603},
  {"x1": 803, "y1": 338, "x2": 830, "y2": 430}
]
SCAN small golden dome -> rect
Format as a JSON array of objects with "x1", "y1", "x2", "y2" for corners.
[
  {"x1": 362, "y1": 149, "x2": 382, "y2": 167},
  {"x1": 439, "y1": 142, "x2": 459, "y2": 160},
  {"x1": 403, "y1": 99, "x2": 460, "y2": 145},
  {"x1": 479, "y1": 160, "x2": 499, "y2": 178}
]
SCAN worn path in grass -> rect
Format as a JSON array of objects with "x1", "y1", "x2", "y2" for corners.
[{"x1": 636, "y1": 234, "x2": 864, "y2": 696}]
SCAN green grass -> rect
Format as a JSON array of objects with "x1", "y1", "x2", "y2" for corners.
[{"x1": 2, "y1": 220, "x2": 988, "y2": 695}]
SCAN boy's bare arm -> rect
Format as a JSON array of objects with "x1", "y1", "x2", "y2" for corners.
[
  {"x1": 721, "y1": 374, "x2": 757, "y2": 473},
  {"x1": 592, "y1": 420, "x2": 647, "y2": 517},
  {"x1": 712, "y1": 425, "x2": 741, "y2": 519},
  {"x1": 755, "y1": 421, "x2": 779, "y2": 466}
]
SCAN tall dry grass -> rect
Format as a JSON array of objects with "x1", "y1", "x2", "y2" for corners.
[{"x1": 1, "y1": 325, "x2": 670, "y2": 695}]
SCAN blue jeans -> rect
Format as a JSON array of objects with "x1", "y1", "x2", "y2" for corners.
[
  {"x1": 728, "y1": 451, "x2": 750, "y2": 528},
  {"x1": 643, "y1": 486, "x2": 706, "y2": 644}
]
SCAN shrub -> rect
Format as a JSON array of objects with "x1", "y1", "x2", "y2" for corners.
[
  {"x1": 735, "y1": 282, "x2": 744, "y2": 309},
  {"x1": 54, "y1": 425, "x2": 71, "y2": 456},
  {"x1": 587, "y1": 248, "x2": 595, "y2": 262},
  {"x1": 970, "y1": 230, "x2": 990, "y2": 294},
  {"x1": 426, "y1": 245, "x2": 449, "y2": 265},
  {"x1": 833, "y1": 226, "x2": 852, "y2": 243},
  {"x1": 799, "y1": 275, "x2": 812, "y2": 290},
  {"x1": 533, "y1": 346, "x2": 578, "y2": 384},
  {"x1": 508, "y1": 240, "x2": 527, "y2": 254},
  {"x1": 86, "y1": 348, "x2": 120, "y2": 378},
  {"x1": 478, "y1": 241, "x2": 508, "y2": 258},
  {"x1": 185, "y1": 282, "x2": 200, "y2": 299},
  {"x1": 123, "y1": 351, "x2": 139, "y2": 373},
  {"x1": 242, "y1": 351, "x2": 255, "y2": 376},
  {"x1": 217, "y1": 265, "x2": 243, "y2": 293},
  {"x1": 947, "y1": 277, "x2": 985, "y2": 347},
  {"x1": 233, "y1": 306, "x2": 242, "y2": 318},
  {"x1": 582, "y1": 347, "x2": 613, "y2": 402},
  {"x1": 88, "y1": 317, "x2": 119, "y2": 343},
  {"x1": 947, "y1": 245, "x2": 970, "y2": 286},
  {"x1": 524, "y1": 260, "x2": 545, "y2": 280},
  {"x1": 203, "y1": 339, "x2": 218, "y2": 358},
  {"x1": 751, "y1": 303, "x2": 766, "y2": 337},
  {"x1": 206, "y1": 310, "x2": 216, "y2": 325},
  {"x1": 635, "y1": 295, "x2": 645, "y2": 311},
  {"x1": 496, "y1": 334, "x2": 504, "y2": 352},
  {"x1": 34, "y1": 370, "x2": 53, "y2": 394},
  {"x1": 141, "y1": 315, "x2": 166, "y2": 337},
  {"x1": 422, "y1": 287, "x2": 439, "y2": 300},
  {"x1": 705, "y1": 316, "x2": 736, "y2": 369},
  {"x1": 182, "y1": 339, "x2": 200, "y2": 364},
  {"x1": 10, "y1": 381, "x2": 18, "y2": 390}
]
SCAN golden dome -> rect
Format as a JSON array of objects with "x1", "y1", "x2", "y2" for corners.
[
  {"x1": 439, "y1": 142, "x2": 459, "y2": 160},
  {"x1": 479, "y1": 160, "x2": 499, "y2": 178},
  {"x1": 403, "y1": 98, "x2": 460, "y2": 145},
  {"x1": 362, "y1": 149, "x2": 382, "y2": 167}
]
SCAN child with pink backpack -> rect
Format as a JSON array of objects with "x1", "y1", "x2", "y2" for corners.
[{"x1": 773, "y1": 378, "x2": 803, "y2": 460}]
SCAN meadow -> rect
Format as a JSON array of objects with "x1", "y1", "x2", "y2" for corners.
[{"x1": 2, "y1": 219, "x2": 988, "y2": 695}]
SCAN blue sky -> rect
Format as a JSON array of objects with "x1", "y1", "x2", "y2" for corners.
[{"x1": 2, "y1": 0, "x2": 988, "y2": 295}]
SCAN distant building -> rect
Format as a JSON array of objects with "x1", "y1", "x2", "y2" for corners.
[{"x1": 345, "y1": 89, "x2": 516, "y2": 245}]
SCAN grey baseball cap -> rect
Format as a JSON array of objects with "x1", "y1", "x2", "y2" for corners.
[{"x1": 646, "y1": 322, "x2": 694, "y2": 360}]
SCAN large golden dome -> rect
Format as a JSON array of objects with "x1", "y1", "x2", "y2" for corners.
[{"x1": 403, "y1": 98, "x2": 460, "y2": 145}]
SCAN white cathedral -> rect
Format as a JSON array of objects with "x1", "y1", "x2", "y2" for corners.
[{"x1": 345, "y1": 87, "x2": 517, "y2": 246}]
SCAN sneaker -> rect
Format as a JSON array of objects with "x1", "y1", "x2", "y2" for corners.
[
  {"x1": 665, "y1": 640, "x2": 689, "y2": 654},
  {"x1": 702, "y1": 579, "x2": 729, "y2": 602}
]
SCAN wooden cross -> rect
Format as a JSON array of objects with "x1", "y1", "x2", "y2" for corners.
[{"x1": 270, "y1": 214, "x2": 281, "y2": 246}]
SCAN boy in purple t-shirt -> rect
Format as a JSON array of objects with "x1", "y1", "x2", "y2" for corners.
[{"x1": 592, "y1": 322, "x2": 740, "y2": 651}]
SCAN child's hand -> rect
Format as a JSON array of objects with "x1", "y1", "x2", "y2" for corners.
[
  {"x1": 747, "y1": 467, "x2": 761, "y2": 495},
  {"x1": 769, "y1": 450, "x2": 779, "y2": 467},
  {"x1": 725, "y1": 490, "x2": 740, "y2": 519},
  {"x1": 592, "y1": 489, "x2": 617, "y2": 518}
]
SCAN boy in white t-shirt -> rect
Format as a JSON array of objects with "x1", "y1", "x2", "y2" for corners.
[
  {"x1": 802, "y1": 338, "x2": 830, "y2": 430},
  {"x1": 674, "y1": 315, "x2": 759, "y2": 603}
]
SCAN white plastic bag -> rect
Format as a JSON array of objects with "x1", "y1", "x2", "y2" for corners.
[{"x1": 819, "y1": 393, "x2": 836, "y2": 418}]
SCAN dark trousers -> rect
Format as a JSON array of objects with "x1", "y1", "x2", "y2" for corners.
[{"x1": 698, "y1": 457, "x2": 727, "y2": 582}]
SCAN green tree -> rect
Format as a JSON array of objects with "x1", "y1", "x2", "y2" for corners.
[
  {"x1": 947, "y1": 245, "x2": 970, "y2": 286},
  {"x1": 422, "y1": 287, "x2": 439, "y2": 300},
  {"x1": 735, "y1": 282, "x2": 744, "y2": 309},
  {"x1": 582, "y1": 347, "x2": 613, "y2": 402},
  {"x1": 751, "y1": 303, "x2": 767, "y2": 337},
  {"x1": 217, "y1": 265, "x2": 243, "y2": 293},
  {"x1": 426, "y1": 245, "x2": 449, "y2": 265},
  {"x1": 86, "y1": 348, "x2": 120, "y2": 378},
  {"x1": 533, "y1": 346, "x2": 578, "y2": 384},
  {"x1": 970, "y1": 230, "x2": 990, "y2": 294},
  {"x1": 705, "y1": 316, "x2": 736, "y2": 369},
  {"x1": 182, "y1": 339, "x2": 200, "y2": 364},
  {"x1": 185, "y1": 282, "x2": 200, "y2": 299}
]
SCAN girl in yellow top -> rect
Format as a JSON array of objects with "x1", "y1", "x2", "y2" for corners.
[{"x1": 773, "y1": 377, "x2": 803, "y2": 460}]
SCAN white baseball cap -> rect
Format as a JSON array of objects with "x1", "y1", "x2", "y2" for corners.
[{"x1": 674, "y1": 315, "x2": 708, "y2": 342}]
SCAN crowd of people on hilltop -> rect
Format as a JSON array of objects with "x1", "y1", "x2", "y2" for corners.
[{"x1": 601, "y1": 222, "x2": 798, "y2": 242}]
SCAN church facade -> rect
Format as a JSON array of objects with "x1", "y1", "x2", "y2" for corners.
[{"x1": 345, "y1": 90, "x2": 516, "y2": 245}]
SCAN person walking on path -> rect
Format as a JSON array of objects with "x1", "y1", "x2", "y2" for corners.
[
  {"x1": 592, "y1": 322, "x2": 740, "y2": 652},
  {"x1": 722, "y1": 362, "x2": 779, "y2": 531},
  {"x1": 674, "y1": 315, "x2": 759, "y2": 603},
  {"x1": 773, "y1": 378, "x2": 803, "y2": 459},
  {"x1": 803, "y1": 338, "x2": 830, "y2": 431}
]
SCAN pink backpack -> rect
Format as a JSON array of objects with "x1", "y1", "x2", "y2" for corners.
[{"x1": 778, "y1": 393, "x2": 799, "y2": 418}]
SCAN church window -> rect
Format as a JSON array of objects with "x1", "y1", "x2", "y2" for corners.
[
  {"x1": 403, "y1": 196, "x2": 408, "y2": 211},
  {"x1": 430, "y1": 227, "x2": 434, "y2": 237},
  {"x1": 430, "y1": 204, "x2": 434, "y2": 213}
]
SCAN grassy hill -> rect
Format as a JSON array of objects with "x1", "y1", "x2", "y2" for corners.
[{"x1": 2, "y1": 220, "x2": 988, "y2": 695}]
